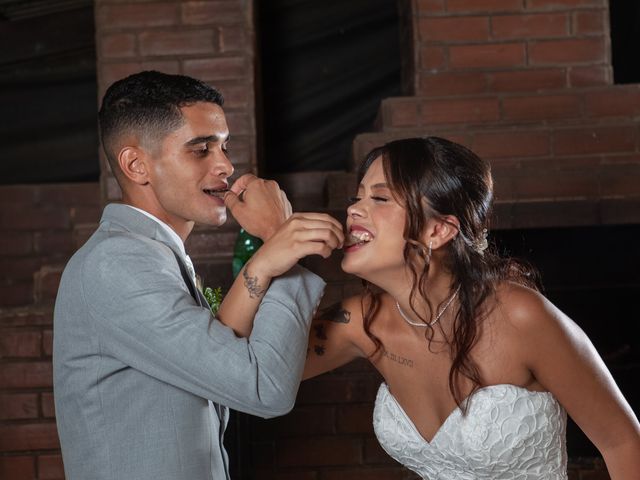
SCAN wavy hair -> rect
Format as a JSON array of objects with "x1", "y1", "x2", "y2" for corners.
[{"x1": 358, "y1": 137, "x2": 539, "y2": 410}]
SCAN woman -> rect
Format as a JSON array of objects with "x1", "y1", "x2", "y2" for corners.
[{"x1": 303, "y1": 137, "x2": 640, "y2": 479}]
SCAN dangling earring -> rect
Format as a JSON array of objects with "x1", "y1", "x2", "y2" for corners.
[{"x1": 427, "y1": 240, "x2": 433, "y2": 264}]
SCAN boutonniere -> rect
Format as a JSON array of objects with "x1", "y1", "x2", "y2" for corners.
[{"x1": 203, "y1": 286, "x2": 223, "y2": 316}]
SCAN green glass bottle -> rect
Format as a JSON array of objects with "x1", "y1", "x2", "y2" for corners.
[{"x1": 232, "y1": 228, "x2": 264, "y2": 278}]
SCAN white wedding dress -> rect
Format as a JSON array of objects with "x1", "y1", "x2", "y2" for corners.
[{"x1": 373, "y1": 383, "x2": 568, "y2": 479}]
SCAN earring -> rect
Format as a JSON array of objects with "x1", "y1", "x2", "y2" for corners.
[{"x1": 427, "y1": 240, "x2": 433, "y2": 264}]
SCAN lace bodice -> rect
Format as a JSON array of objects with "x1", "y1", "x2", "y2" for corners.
[{"x1": 373, "y1": 383, "x2": 568, "y2": 479}]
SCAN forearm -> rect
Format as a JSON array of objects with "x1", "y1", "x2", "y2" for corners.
[
  {"x1": 217, "y1": 262, "x2": 271, "y2": 337},
  {"x1": 602, "y1": 437, "x2": 640, "y2": 479}
]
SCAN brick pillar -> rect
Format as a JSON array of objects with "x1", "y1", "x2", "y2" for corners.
[{"x1": 95, "y1": 0, "x2": 258, "y2": 201}]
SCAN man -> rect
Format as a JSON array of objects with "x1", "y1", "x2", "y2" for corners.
[{"x1": 53, "y1": 71, "x2": 343, "y2": 480}]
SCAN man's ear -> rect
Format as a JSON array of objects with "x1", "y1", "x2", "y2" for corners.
[
  {"x1": 117, "y1": 146, "x2": 150, "y2": 185},
  {"x1": 424, "y1": 215, "x2": 460, "y2": 250}
]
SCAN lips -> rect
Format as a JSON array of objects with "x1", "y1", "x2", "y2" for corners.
[
  {"x1": 203, "y1": 185, "x2": 229, "y2": 199},
  {"x1": 344, "y1": 225, "x2": 374, "y2": 250}
]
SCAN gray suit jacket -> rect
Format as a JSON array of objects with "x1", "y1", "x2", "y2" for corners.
[{"x1": 53, "y1": 204, "x2": 325, "y2": 480}]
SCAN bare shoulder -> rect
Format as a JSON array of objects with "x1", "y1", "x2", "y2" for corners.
[{"x1": 494, "y1": 281, "x2": 579, "y2": 340}]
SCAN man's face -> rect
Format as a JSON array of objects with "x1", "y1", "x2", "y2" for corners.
[{"x1": 145, "y1": 102, "x2": 233, "y2": 233}]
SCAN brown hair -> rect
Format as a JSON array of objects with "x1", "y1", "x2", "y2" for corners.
[{"x1": 358, "y1": 137, "x2": 538, "y2": 410}]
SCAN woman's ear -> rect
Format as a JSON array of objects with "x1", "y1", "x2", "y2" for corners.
[
  {"x1": 117, "y1": 146, "x2": 150, "y2": 185},
  {"x1": 424, "y1": 215, "x2": 460, "y2": 250}
]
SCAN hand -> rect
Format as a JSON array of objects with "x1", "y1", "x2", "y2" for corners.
[
  {"x1": 224, "y1": 174, "x2": 292, "y2": 241},
  {"x1": 247, "y1": 212, "x2": 345, "y2": 279}
]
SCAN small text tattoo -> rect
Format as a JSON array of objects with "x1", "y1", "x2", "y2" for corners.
[
  {"x1": 243, "y1": 267, "x2": 266, "y2": 299},
  {"x1": 314, "y1": 345, "x2": 326, "y2": 356},
  {"x1": 314, "y1": 323, "x2": 327, "y2": 340},
  {"x1": 382, "y1": 350, "x2": 414, "y2": 368}
]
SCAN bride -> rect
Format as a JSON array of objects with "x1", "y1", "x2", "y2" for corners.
[{"x1": 302, "y1": 137, "x2": 640, "y2": 479}]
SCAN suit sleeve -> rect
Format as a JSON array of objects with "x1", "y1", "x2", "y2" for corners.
[{"x1": 82, "y1": 235, "x2": 325, "y2": 418}]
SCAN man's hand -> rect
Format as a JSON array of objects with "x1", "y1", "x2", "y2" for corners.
[
  {"x1": 247, "y1": 212, "x2": 345, "y2": 279},
  {"x1": 224, "y1": 174, "x2": 292, "y2": 241}
]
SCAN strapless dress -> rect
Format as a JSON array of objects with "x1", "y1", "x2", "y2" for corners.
[{"x1": 373, "y1": 382, "x2": 567, "y2": 479}]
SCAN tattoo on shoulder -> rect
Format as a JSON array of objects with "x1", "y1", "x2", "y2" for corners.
[
  {"x1": 318, "y1": 302, "x2": 351, "y2": 324},
  {"x1": 382, "y1": 349, "x2": 414, "y2": 368},
  {"x1": 243, "y1": 267, "x2": 266, "y2": 299},
  {"x1": 314, "y1": 323, "x2": 327, "y2": 340},
  {"x1": 314, "y1": 344, "x2": 326, "y2": 356}
]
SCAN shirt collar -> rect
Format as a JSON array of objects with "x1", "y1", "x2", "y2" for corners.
[{"x1": 125, "y1": 205, "x2": 187, "y2": 257}]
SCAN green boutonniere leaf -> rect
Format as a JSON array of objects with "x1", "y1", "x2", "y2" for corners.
[{"x1": 203, "y1": 286, "x2": 223, "y2": 316}]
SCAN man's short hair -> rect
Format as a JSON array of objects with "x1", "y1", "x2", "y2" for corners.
[{"x1": 98, "y1": 70, "x2": 224, "y2": 176}]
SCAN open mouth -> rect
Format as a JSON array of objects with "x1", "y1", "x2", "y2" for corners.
[
  {"x1": 203, "y1": 188, "x2": 229, "y2": 199},
  {"x1": 344, "y1": 229, "x2": 374, "y2": 250}
]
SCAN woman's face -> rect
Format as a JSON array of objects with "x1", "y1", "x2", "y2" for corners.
[{"x1": 341, "y1": 157, "x2": 409, "y2": 285}]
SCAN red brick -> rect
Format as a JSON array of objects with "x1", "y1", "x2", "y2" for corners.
[
  {"x1": 183, "y1": 56, "x2": 246, "y2": 81},
  {"x1": 100, "y1": 33, "x2": 136, "y2": 59},
  {"x1": 526, "y1": 0, "x2": 605, "y2": 10},
  {"x1": 224, "y1": 112, "x2": 252, "y2": 136},
  {"x1": 502, "y1": 93, "x2": 583, "y2": 121},
  {"x1": 97, "y1": 3, "x2": 179, "y2": 29},
  {"x1": 0, "y1": 362, "x2": 53, "y2": 389},
  {"x1": 487, "y1": 68, "x2": 566, "y2": 92},
  {"x1": 33, "y1": 232, "x2": 75, "y2": 255},
  {"x1": 569, "y1": 65, "x2": 610, "y2": 86},
  {"x1": 601, "y1": 198, "x2": 640, "y2": 225},
  {"x1": 277, "y1": 436, "x2": 362, "y2": 467},
  {"x1": 101, "y1": 61, "x2": 181, "y2": 90},
  {"x1": 0, "y1": 283, "x2": 34, "y2": 308},
  {"x1": 447, "y1": 0, "x2": 523, "y2": 12},
  {"x1": 573, "y1": 10, "x2": 605, "y2": 34},
  {"x1": 182, "y1": 1, "x2": 245, "y2": 25},
  {"x1": 553, "y1": 126, "x2": 636, "y2": 156},
  {"x1": 0, "y1": 309, "x2": 53, "y2": 327},
  {"x1": 511, "y1": 169, "x2": 599, "y2": 199},
  {"x1": 139, "y1": 29, "x2": 217, "y2": 56},
  {"x1": 600, "y1": 164, "x2": 640, "y2": 197},
  {"x1": 38, "y1": 454, "x2": 65, "y2": 480},
  {"x1": 41, "y1": 392, "x2": 56, "y2": 418},
  {"x1": 219, "y1": 26, "x2": 247, "y2": 53},
  {"x1": 42, "y1": 330, "x2": 53, "y2": 357},
  {"x1": 363, "y1": 437, "x2": 396, "y2": 464},
  {"x1": 0, "y1": 456, "x2": 35, "y2": 480},
  {"x1": 0, "y1": 330, "x2": 41, "y2": 358},
  {"x1": 472, "y1": 130, "x2": 550, "y2": 158},
  {"x1": 584, "y1": 88, "x2": 640, "y2": 117},
  {"x1": 71, "y1": 206, "x2": 102, "y2": 225},
  {"x1": 273, "y1": 406, "x2": 335, "y2": 437},
  {"x1": 0, "y1": 206, "x2": 70, "y2": 230},
  {"x1": 0, "y1": 257, "x2": 42, "y2": 282},
  {"x1": 420, "y1": 46, "x2": 447, "y2": 71},
  {"x1": 511, "y1": 199, "x2": 599, "y2": 228},
  {"x1": 298, "y1": 375, "x2": 379, "y2": 405},
  {"x1": 491, "y1": 13, "x2": 569, "y2": 39},
  {"x1": 322, "y1": 467, "x2": 406, "y2": 480},
  {"x1": 387, "y1": 102, "x2": 418, "y2": 127},
  {"x1": 0, "y1": 185, "x2": 38, "y2": 204},
  {"x1": 34, "y1": 266, "x2": 63, "y2": 304},
  {"x1": 528, "y1": 38, "x2": 605, "y2": 65},
  {"x1": 449, "y1": 43, "x2": 526, "y2": 69},
  {"x1": 0, "y1": 393, "x2": 39, "y2": 420},
  {"x1": 422, "y1": 97, "x2": 500, "y2": 125},
  {"x1": 419, "y1": 16, "x2": 490, "y2": 42},
  {"x1": 0, "y1": 232, "x2": 33, "y2": 256},
  {"x1": 0, "y1": 423, "x2": 60, "y2": 451},
  {"x1": 336, "y1": 404, "x2": 374, "y2": 434},
  {"x1": 212, "y1": 82, "x2": 251, "y2": 109},
  {"x1": 37, "y1": 183, "x2": 100, "y2": 207},
  {"x1": 418, "y1": 0, "x2": 445, "y2": 13},
  {"x1": 420, "y1": 72, "x2": 487, "y2": 96}
]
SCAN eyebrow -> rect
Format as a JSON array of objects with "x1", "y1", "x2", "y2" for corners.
[
  {"x1": 184, "y1": 134, "x2": 230, "y2": 147},
  {"x1": 358, "y1": 182, "x2": 390, "y2": 190}
]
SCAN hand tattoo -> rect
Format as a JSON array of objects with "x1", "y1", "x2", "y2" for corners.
[{"x1": 243, "y1": 266, "x2": 266, "y2": 299}]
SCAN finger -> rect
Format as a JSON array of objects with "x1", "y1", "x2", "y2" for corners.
[
  {"x1": 230, "y1": 174, "x2": 257, "y2": 194},
  {"x1": 293, "y1": 228, "x2": 343, "y2": 251},
  {"x1": 223, "y1": 190, "x2": 242, "y2": 212},
  {"x1": 281, "y1": 191, "x2": 292, "y2": 219},
  {"x1": 286, "y1": 217, "x2": 345, "y2": 243},
  {"x1": 293, "y1": 212, "x2": 344, "y2": 232}
]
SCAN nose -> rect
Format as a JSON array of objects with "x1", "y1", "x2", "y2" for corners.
[
  {"x1": 347, "y1": 199, "x2": 365, "y2": 218},
  {"x1": 214, "y1": 149, "x2": 234, "y2": 178}
]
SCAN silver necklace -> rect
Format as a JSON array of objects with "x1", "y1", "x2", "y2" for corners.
[{"x1": 396, "y1": 285, "x2": 461, "y2": 327}]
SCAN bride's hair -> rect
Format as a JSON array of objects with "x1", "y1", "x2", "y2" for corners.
[{"x1": 358, "y1": 137, "x2": 539, "y2": 410}]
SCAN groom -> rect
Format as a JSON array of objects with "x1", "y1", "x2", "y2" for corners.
[{"x1": 53, "y1": 71, "x2": 341, "y2": 480}]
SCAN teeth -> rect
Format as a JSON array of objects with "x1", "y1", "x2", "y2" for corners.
[
  {"x1": 346, "y1": 230, "x2": 373, "y2": 246},
  {"x1": 204, "y1": 188, "x2": 228, "y2": 198}
]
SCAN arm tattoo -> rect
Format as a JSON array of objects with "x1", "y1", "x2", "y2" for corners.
[
  {"x1": 242, "y1": 267, "x2": 266, "y2": 299},
  {"x1": 313, "y1": 323, "x2": 327, "y2": 340},
  {"x1": 314, "y1": 344, "x2": 326, "y2": 356},
  {"x1": 382, "y1": 349, "x2": 414, "y2": 368},
  {"x1": 318, "y1": 302, "x2": 351, "y2": 324}
]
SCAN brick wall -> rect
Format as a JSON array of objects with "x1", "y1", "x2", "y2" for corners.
[{"x1": 0, "y1": 184, "x2": 101, "y2": 480}]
